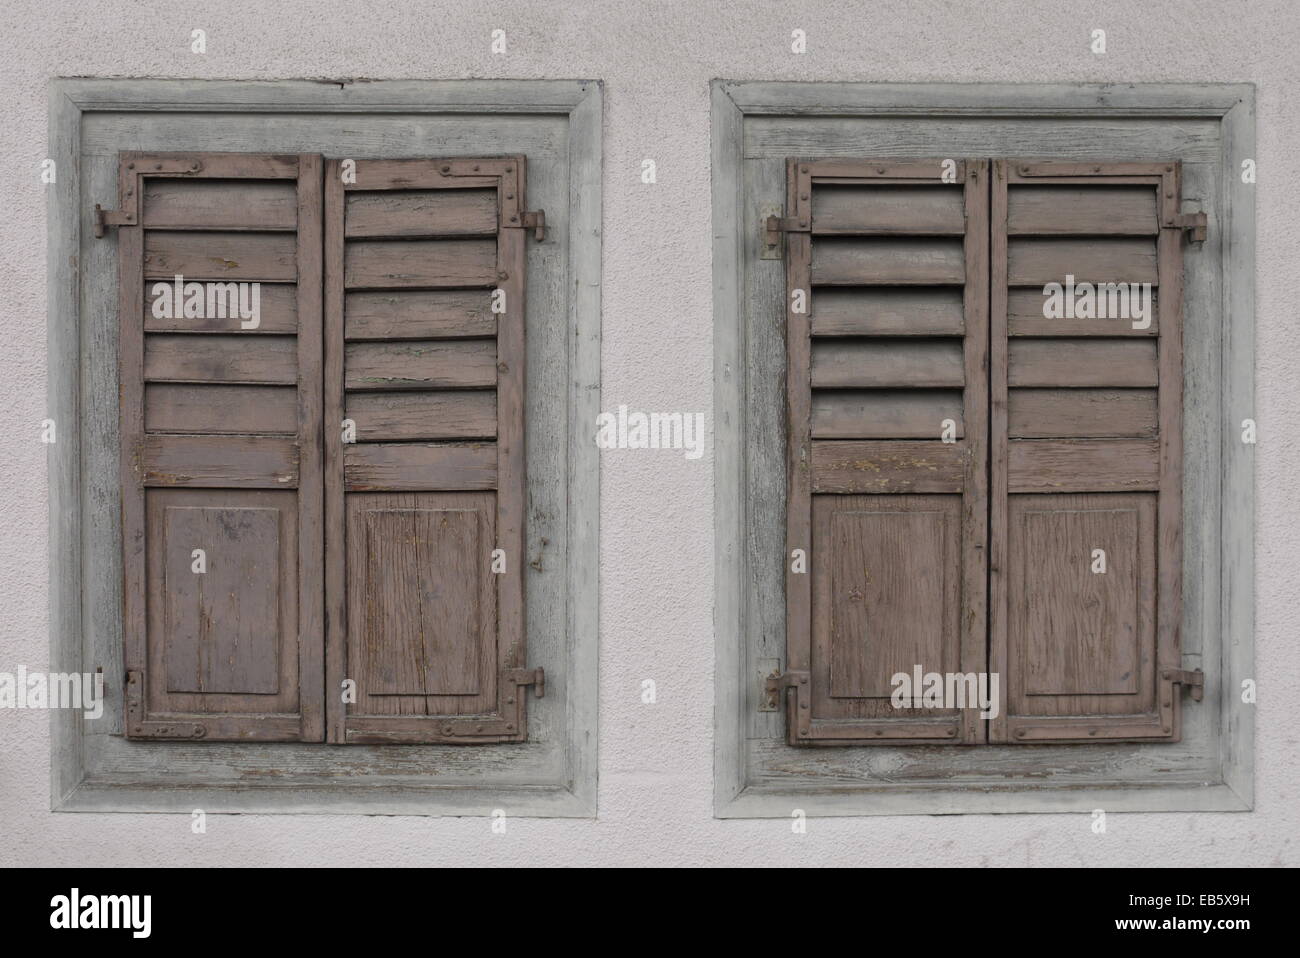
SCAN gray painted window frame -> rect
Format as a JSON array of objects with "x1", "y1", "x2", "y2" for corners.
[
  {"x1": 711, "y1": 81, "x2": 1255, "y2": 817},
  {"x1": 47, "y1": 78, "x2": 601, "y2": 817}
]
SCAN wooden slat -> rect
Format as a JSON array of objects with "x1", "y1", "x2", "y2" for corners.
[
  {"x1": 343, "y1": 443, "x2": 497, "y2": 491},
  {"x1": 346, "y1": 391, "x2": 497, "y2": 441},
  {"x1": 1009, "y1": 339, "x2": 1158, "y2": 388},
  {"x1": 144, "y1": 282, "x2": 298, "y2": 334},
  {"x1": 343, "y1": 238, "x2": 497, "y2": 288},
  {"x1": 142, "y1": 435, "x2": 298, "y2": 487},
  {"x1": 344, "y1": 340, "x2": 496, "y2": 390},
  {"x1": 812, "y1": 238, "x2": 965, "y2": 285},
  {"x1": 1007, "y1": 238, "x2": 1158, "y2": 286},
  {"x1": 344, "y1": 290, "x2": 495, "y2": 340},
  {"x1": 141, "y1": 179, "x2": 297, "y2": 231},
  {"x1": 811, "y1": 185, "x2": 965, "y2": 235},
  {"x1": 811, "y1": 441, "x2": 968, "y2": 493},
  {"x1": 144, "y1": 384, "x2": 298, "y2": 435},
  {"x1": 811, "y1": 287, "x2": 964, "y2": 336},
  {"x1": 143, "y1": 334, "x2": 297, "y2": 384},
  {"x1": 144, "y1": 231, "x2": 297, "y2": 281},
  {"x1": 345, "y1": 189, "x2": 498, "y2": 238},
  {"x1": 1007, "y1": 439, "x2": 1160, "y2": 492},
  {"x1": 812, "y1": 390, "x2": 963, "y2": 439},
  {"x1": 812, "y1": 339, "x2": 964, "y2": 388},
  {"x1": 1007, "y1": 287, "x2": 1158, "y2": 337},
  {"x1": 1008, "y1": 389, "x2": 1158, "y2": 438},
  {"x1": 1007, "y1": 185, "x2": 1159, "y2": 235}
]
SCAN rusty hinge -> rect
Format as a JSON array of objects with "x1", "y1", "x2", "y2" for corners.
[
  {"x1": 503, "y1": 666, "x2": 545, "y2": 698},
  {"x1": 763, "y1": 669, "x2": 810, "y2": 711},
  {"x1": 1163, "y1": 668, "x2": 1205, "y2": 702},
  {"x1": 1166, "y1": 210, "x2": 1208, "y2": 243},
  {"x1": 92, "y1": 204, "x2": 135, "y2": 239},
  {"x1": 514, "y1": 209, "x2": 546, "y2": 242},
  {"x1": 761, "y1": 208, "x2": 810, "y2": 260}
]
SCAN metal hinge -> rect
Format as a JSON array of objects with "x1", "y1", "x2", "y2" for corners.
[
  {"x1": 503, "y1": 666, "x2": 546, "y2": 699},
  {"x1": 761, "y1": 208, "x2": 810, "y2": 260},
  {"x1": 1166, "y1": 210, "x2": 1208, "y2": 243},
  {"x1": 505, "y1": 209, "x2": 545, "y2": 242},
  {"x1": 763, "y1": 669, "x2": 810, "y2": 710},
  {"x1": 1163, "y1": 668, "x2": 1205, "y2": 702},
  {"x1": 92, "y1": 204, "x2": 134, "y2": 238}
]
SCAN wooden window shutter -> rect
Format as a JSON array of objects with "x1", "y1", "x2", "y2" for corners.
[
  {"x1": 116, "y1": 152, "x2": 326, "y2": 741},
  {"x1": 323, "y1": 158, "x2": 541, "y2": 744},
  {"x1": 771, "y1": 159, "x2": 990, "y2": 745},
  {"x1": 989, "y1": 160, "x2": 1194, "y2": 743}
]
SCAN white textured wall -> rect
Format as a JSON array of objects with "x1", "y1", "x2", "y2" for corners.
[{"x1": 1, "y1": 0, "x2": 1296, "y2": 867}]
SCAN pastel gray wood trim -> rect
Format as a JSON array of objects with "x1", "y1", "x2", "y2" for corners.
[
  {"x1": 48, "y1": 78, "x2": 602, "y2": 817},
  {"x1": 711, "y1": 81, "x2": 1255, "y2": 817}
]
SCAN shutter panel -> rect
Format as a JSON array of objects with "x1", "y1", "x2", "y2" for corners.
[
  {"x1": 990, "y1": 160, "x2": 1187, "y2": 742},
  {"x1": 775, "y1": 159, "x2": 989, "y2": 745},
  {"x1": 324, "y1": 158, "x2": 540, "y2": 744},
  {"x1": 118, "y1": 152, "x2": 325, "y2": 741}
]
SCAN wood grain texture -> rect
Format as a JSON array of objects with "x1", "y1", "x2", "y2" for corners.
[
  {"x1": 144, "y1": 282, "x2": 298, "y2": 334},
  {"x1": 144, "y1": 333, "x2": 297, "y2": 384},
  {"x1": 142, "y1": 435, "x2": 299, "y2": 487},
  {"x1": 346, "y1": 390, "x2": 497, "y2": 441},
  {"x1": 1008, "y1": 338, "x2": 1158, "y2": 387},
  {"x1": 345, "y1": 290, "x2": 495, "y2": 340},
  {"x1": 1007, "y1": 287, "x2": 1158, "y2": 337},
  {"x1": 811, "y1": 287, "x2": 964, "y2": 336},
  {"x1": 144, "y1": 383, "x2": 298, "y2": 434},
  {"x1": 811, "y1": 440, "x2": 967, "y2": 494},
  {"x1": 344, "y1": 339, "x2": 496, "y2": 390},
  {"x1": 343, "y1": 238, "x2": 497, "y2": 288},
  {"x1": 142, "y1": 179, "x2": 297, "y2": 231},
  {"x1": 811, "y1": 389, "x2": 963, "y2": 439},
  {"x1": 1008, "y1": 388, "x2": 1158, "y2": 438},
  {"x1": 811, "y1": 185, "x2": 964, "y2": 234},
  {"x1": 812, "y1": 339, "x2": 964, "y2": 388},
  {"x1": 1008, "y1": 439, "x2": 1160, "y2": 492},
  {"x1": 343, "y1": 442, "x2": 497, "y2": 491},
  {"x1": 812, "y1": 237, "x2": 965, "y2": 285},
  {"x1": 1007, "y1": 185, "x2": 1158, "y2": 235},
  {"x1": 345, "y1": 188, "x2": 497, "y2": 238},
  {"x1": 144, "y1": 230, "x2": 298, "y2": 281},
  {"x1": 1007, "y1": 237, "x2": 1158, "y2": 286}
]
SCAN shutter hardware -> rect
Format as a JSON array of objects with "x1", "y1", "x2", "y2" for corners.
[
  {"x1": 504, "y1": 666, "x2": 546, "y2": 699},
  {"x1": 1163, "y1": 668, "x2": 1205, "y2": 702},
  {"x1": 124, "y1": 670, "x2": 207, "y2": 739},
  {"x1": 506, "y1": 209, "x2": 546, "y2": 242},
  {"x1": 93, "y1": 157, "x2": 205, "y2": 237},
  {"x1": 1166, "y1": 211, "x2": 1208, "y2": 243},
  {"x1": 762, "y1": 208, "x2": 809, "y2": 260},
  {"x1": 763, "y1": 669, "x2": 810, "y2": 711}
]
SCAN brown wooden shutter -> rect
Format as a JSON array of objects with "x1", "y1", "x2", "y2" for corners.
[
  {"x1": 989, "y1": 160, "x2": 1192, "y2": 742},
  {"x1": 323, "y1": 158, "x2": 541, "y2": 744},
  {"x1": 117, "y1": 152, "x2": 325, "y2": 741},
  {"x1": 771, "y1": 159, "x2": 990, "y2": 745}
]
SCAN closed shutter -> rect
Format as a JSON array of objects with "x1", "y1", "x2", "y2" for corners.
[
  {"x1": 117, "y1": 152, "x2": 325, "y2": 741},
  {"x1": 323, "y1": 158, "x2": 540, "y2": 743},
  {"x1": 772, "y1": 159, "x2": 990, "y2": 745},
  {"x1": 989, "y1": 160, "x2": 1189, "y2": 742}
]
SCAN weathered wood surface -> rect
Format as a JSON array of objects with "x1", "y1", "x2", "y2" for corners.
[{"x1": 344, "y1": 340, "x2": 496, "y2": 390}]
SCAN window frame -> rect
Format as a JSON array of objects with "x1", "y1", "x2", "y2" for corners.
[
  {"x1": 48, "y1": 78, "x2": 602, "y2": 817},
  {"x1": 711, "y1": 81, "x2": 1255, "y2": 817}
]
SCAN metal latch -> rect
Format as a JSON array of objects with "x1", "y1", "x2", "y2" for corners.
[
  {"x1": 1163, "y1": 668, "x2": 1205, "y2": 702},
  {"x1": 520, "y1": 210, "x2": 545, "y2": 242},
  {"x1": 1167, "y1": 211, "x2": 1208, "y2": 243},
  {"x1": 503, "y1": 667, "x2": 546, "y2": 698}
]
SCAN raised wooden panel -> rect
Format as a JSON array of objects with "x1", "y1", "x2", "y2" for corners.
[
  {"x1": 144, "y1": 282, "x2": 298, "y2": 335},
  {"x1": 344, "y1": 339, "x2": 496, "y2": 390},
  {"x1": 345, "y1": 189, "x2": 498, "y2": 238},
  {"x1": 144, "y1": 384, "x2": 298, "y2": 435},
  {"x1": 1008, "y1": 339, "x2": 1158, "y2": 388},
  {"x1": 811, "y1": 339, "x2": 964, "y2": 389},
  {"x1": 1007, "y1": 237, "x2": 1158, "y2": 286},
  {"x1": 144, "y1": 231, "x2": 298, "y2": 281},
  {"x1": 160, "y1": 504, "x2": 282, "y2": 694},
  {"x1": 815, "y1": 496, "x2": 960, "y2": 699},
  {"x1": 811, "y1": 287, "x2": 964, "y2": 337},
  {"x1": 1007, "y1": 494, "x2": 1156, "y2": 716},
  {"x1": 812, "y1": 389, "x2": 963, "y2": 439},
  {"x1": 143, "y1": 333, "x2": 297, "y2": 384},
  {"x1": 142, "y1": 179, "x2": 297, "y2": 231},
  {"x1": 344, "y1": 290, "x2": 496, "y2": 340},
  {"x1": 1007, "y1": 186, "x2": 1159, "y2": 235},
  {"x1": 1008, "y1": 389, "x2": 1158, "y2": 439},
  {"x1": 343, "y1": 238, "x2": 497, "y2": 289},
  {"x1": 811, "y1": 185, "x2": 965, "y2": 235},
  {"x1": 346, "y1": 391, "x2": 497, "y2": 441}
]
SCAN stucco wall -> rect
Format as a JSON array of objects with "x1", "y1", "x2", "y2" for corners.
[{"x1": 1, "y1": 0, "x2": 1295, "y2": 866}]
